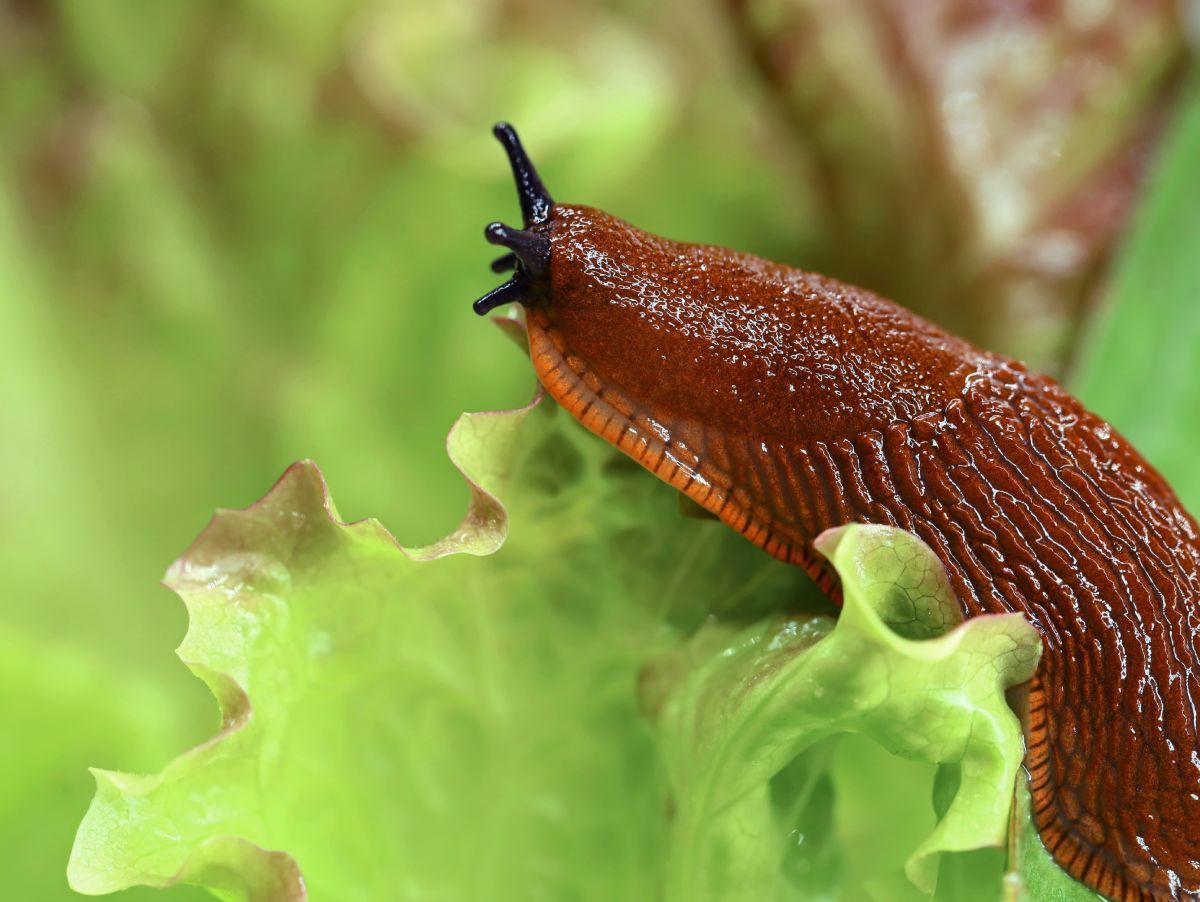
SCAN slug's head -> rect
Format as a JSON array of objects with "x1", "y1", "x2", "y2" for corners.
[
  {"x1": 472, "y1": 123, "x2": 555, "y2": 316},
  {"x1": 475, "y1": 123, "x2": 988, "y2": 447}
]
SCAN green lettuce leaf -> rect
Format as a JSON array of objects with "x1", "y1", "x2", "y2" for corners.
[
  {"x1": 650, "y1": 523, "x2": 1042, "y2": 900},
  {"x1": 70, "y1": 388, "x2": 1094, "y2": 901},
  {"x1": 69, "y1": 390, "x2": 816, "y2": 900},
  {"x1": 68, "y1": 395, "x2": 548, "y2": 898},
  {"x1": 0, "y1": 627, "x2": 209, "y2": 902}
]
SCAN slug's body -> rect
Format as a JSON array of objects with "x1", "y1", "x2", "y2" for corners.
[{"x1": 475, "y1": 124, "x2": 1200, "y2": 900}]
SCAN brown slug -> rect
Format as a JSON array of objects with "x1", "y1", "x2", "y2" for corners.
[{"x1": 473, "y1": 123, "x2": 1200, "y2": 900}]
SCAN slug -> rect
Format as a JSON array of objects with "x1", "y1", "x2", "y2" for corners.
[{"x1": 473, "y1": 123, "x2": 1200, "y2": 900}]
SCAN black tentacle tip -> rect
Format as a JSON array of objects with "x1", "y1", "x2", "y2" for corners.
[
  {"x1": 492, "y1": 121, "x2": 519, "y2": 148},
  {"x1": 490, "y1": 252, "x2": 517, "y2": 274},
  {"x1": 485, "y1": 221, "x2": 551, "y2": 277},
  {"x1": 484, "y1": 221, "x2": 511, "y2": 245}
]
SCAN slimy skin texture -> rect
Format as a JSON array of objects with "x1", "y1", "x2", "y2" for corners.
[{"x1": 477, "y1": 126, "x2": 1200, "y2": 900}]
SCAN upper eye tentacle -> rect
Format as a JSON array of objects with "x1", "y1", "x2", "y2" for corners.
[{"x1": 493, "y1": 122, "x2": 554, "y2": 226}]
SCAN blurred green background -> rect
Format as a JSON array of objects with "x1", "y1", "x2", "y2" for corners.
[{"x1": 0, "y1": 1, "x2": 1196, "y2": 899}]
